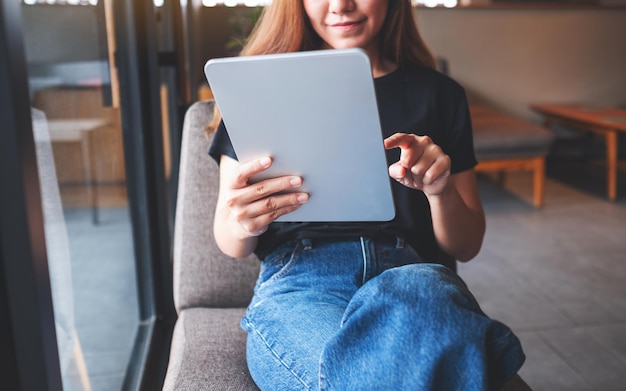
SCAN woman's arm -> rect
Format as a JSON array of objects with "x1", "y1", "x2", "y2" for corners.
[
  {"x1": 385, "y1": 133, "x2": 485, "y2": 262},
  {"x1": 214, "y1": 155, "x2": 309, "y2": 258},
  {"x1": 426, "y1": 170, "x2": 485, "y2": 262}
]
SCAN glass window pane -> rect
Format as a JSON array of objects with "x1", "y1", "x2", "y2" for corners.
[{"x1": 23, "y1": 2, "x2": 139, "y2": 390}]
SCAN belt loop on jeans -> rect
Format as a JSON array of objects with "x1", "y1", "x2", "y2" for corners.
[
  {"x1": 395, "y1": 236, "x2": 405, "y2": 249},
  {"x1": 302, "y1": 238, "x2": 313, "y2": 250}
]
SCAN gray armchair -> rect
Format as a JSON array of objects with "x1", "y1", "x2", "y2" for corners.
[{"x1": 163, "y1": 100, "x2": 531, "y2": 391}]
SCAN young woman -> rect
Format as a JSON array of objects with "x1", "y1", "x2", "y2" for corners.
[{"x1": 209, "y1": 1, "x2": 525, "y2": 390}]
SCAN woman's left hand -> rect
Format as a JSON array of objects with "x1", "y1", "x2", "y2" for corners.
[{"x1": 384, "y1": 133, "x2": 451, "y2": 197}]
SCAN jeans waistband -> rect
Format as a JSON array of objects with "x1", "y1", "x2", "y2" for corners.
[{"x1": 298, "y1": 235, "x2": 406, "y2": 251}]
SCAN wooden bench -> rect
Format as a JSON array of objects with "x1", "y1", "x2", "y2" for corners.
[{"x1": 471, "y1": 103, "x2": 555, "y2": 208}]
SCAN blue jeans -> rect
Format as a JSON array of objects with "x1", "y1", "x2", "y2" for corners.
[{"x1": 241, "y1": 237, "x2": 525, "y2": 391}]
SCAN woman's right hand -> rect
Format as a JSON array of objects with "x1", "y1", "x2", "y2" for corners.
[{"x1": 217, "y1": 155, "x2": 309, "y2": 241}]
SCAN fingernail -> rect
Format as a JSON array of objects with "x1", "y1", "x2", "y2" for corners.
[
  {"x1": 297, "y1": 194, "x2": 309, "y2": 203},
  {"x1": 259, "y1": 157, "x2": 271, "y2": 167},
  {"x1": 290, "y1": 177, "x2": 302, "y2": 187}
]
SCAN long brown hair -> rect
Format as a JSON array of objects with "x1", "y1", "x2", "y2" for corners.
[{"x1": 207, "y1": 0, "x2": 434, "y2": 133}]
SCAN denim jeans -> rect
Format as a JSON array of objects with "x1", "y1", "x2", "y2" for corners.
[{"x1": 241, "y1": 237, "x2": 525, "y2": 391}]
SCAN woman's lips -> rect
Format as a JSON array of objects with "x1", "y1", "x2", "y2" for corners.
[{"x1": 329, "y1": 19, "x2": 365, "y2": 31}]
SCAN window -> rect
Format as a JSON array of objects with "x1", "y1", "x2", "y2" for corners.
[{"x1": 1, "y1": 0, "x2": 184, "y2": 388}]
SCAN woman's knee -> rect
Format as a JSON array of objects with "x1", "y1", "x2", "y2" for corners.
[
  {"x1": 376, "y1": 263, "x2": 467, "y2": 299},
  {"x1": 349, "y1": 263, "x2": 480, "y2": 320}
]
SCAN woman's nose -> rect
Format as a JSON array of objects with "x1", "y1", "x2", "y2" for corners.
[{"x1": 328, "y1": 0, "x2": 356, "y2": 13}]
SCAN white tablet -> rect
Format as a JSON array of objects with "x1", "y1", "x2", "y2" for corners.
[{"x1": 204, "y1": 48, "x2": 395, "y2": 222}]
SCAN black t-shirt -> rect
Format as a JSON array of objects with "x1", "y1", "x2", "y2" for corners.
[{"x1": 209, "y1": 65, "x2": 477, "y2": 261}]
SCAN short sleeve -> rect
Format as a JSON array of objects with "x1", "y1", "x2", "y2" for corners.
[{"x1": 444, "y1": 86, "x2": 477, "y2": 175}]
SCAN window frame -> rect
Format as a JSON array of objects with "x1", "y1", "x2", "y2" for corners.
[
  {"x1": 113, "y1": 0, "x2": 177, "y2": 388},
  {"x1": 0, "y1": 1, "x2": 63, "y2": 389}
]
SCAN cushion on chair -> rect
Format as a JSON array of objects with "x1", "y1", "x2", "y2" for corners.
[
  {"x1": 173, "y1": 100, "x2": 259, "y2": 311},
  {"x1": 163, "y1": 308, "x2": 259, "y2": 391}
]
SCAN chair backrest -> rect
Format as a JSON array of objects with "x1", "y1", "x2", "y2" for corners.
[{"x1": 173, "y1": 100, "x2": 260, "y2": 311}]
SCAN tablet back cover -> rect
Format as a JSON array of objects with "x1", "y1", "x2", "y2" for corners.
[{"x1": 204, "y1": 48, "x2": 395, "y2": 222}]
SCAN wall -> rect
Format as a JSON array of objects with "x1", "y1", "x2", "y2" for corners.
[
  {"x1": 416, "y1": 8, "x2": 626, "y2": 120},
  {"x1": 190, "y1": 5, "x2": 259, "y2": 91},
  {"x1": 22, "y1": 4, "x2": 109, "y2": 96},
  {"x1": 22, "y1": 5, "x2": 102, "y2": 64},
  {"x1": 194, "y1": 7, "x2": 626, "y2": 121}
]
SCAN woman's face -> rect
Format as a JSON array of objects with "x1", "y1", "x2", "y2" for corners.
[{"x1": 303, "y1": 0, "x2": 389, "y2": 55}]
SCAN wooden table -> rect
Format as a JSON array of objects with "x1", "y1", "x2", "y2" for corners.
[
  {"x1": 531, "y1": 104, "x2": 626, "y2": 201},
  {"x1": 47, "y1": 119, "x2": 107, "y2": 223}
]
